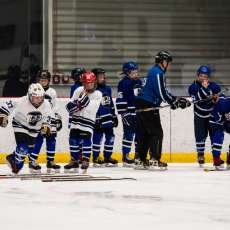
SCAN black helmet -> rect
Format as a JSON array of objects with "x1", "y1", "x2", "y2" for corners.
[
  {"x1": 71, "y1": 67, "x2": 86, "y2": 81},
  {"x1": 155, "y1": 51, "x2": 173, "y2": 64},
  {"x1": 91, "y1": 68, "x2": 106, "y2": 77},
  {"x1": 37, "y1": 70, "x2": 51, "y2": 80}
]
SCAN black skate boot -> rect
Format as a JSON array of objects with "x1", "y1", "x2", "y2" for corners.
[
  {"x1": 122, "y1": 154, "x2": 134, "y2": 167},
  {"x1": 157, "y1": 160, "x2": 168, "y2": 170},
  {"x1": 104, "y1": 157, "x2": 118, "y2": 167},
  {"x1": 47, "y1": 161, "x2": 61, "y2": 173},
  {"x1": 29, "y1": 161, "x2": 41, "y2": 174},
  {"x1": 134, "y1": 160, "x2": 149, "y2": 170},
  {"x1": 93, "y1": 157, "x2": 104, "y2": 167},
  {"x1": 213, "y1": 157, "x2": 224, "y2": 170},
  {"x1": 148, "y1": 159, "x2": 159, "y2": 170},
  {"x1": 226, "y1": 152, "x2": 230, "y2": 170},
  {"x1": 64, "y1": 160, "x2": 79, "y2": 173},
  {"x1": 198, "y1": 153, "x2": 205, "y2": 167},
  {"x1": 81, "y1": 157, "x2": 89, "y2": 174},
  {"x1": 6, "y1": 153, "x2": 21, "y2": 174}
]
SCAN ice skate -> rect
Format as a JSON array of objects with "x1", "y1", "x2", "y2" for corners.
[
  {"x1": 104, "y1": 157, "x2": 118, "y2": 167},
  {"x1": 81, "y1": 158, "x2": 89, "y2": 174},
  {"x1": 92, "y1": 157, "x2": 104, "y2": 168},
  {"x1": 134, "y1": 160, "x2": 149, "y2": 170},
  {"x1": 64, "y1": 160, "x2": 79, "y2": 173},
  {"x1": 198, "y1": 153, "x2": 205, "y2": 168},
  {"x1": 47, "y1": 161, "x2": 61, "y2": 173},
  {"x1": 122, "y1": 154, "x2": 134, "y2": 167},
  {"x1": 213, "y1": 157, "x2": 224, "y2": 170},
  {"x1": 6, "y1": 154, "x2": 21, "y2": 174},
  {"x1": 148, "y1": 159, "x2": 158, "y2": 170},
  {"x1": 29, "y1": 161, "x2": 41, "y2": 174},
  {"x1": 157, "y1": 160, "x2": 168, "y2": 170}
]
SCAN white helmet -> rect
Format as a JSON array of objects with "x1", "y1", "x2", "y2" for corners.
[
  {"x1": 28, "y1": 83, "x2": 45, "y2": 97},
  {"x1": 28, "y1": 83, "x2": 45, "y2": 107}
]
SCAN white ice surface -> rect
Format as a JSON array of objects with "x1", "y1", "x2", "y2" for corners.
[{"x1": 0, "y1": 164, "x2": 230, "y2": 230}]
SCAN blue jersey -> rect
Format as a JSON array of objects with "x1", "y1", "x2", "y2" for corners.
[
  {"x1": 70, "y1": 83, "x2": 82, "y2": 98},
  {"x1": 188, "y1": 80, "x2": 221, "y2": 118},
  {"x1": 138, "y1": 65, "x2": 175, "y2": 107},
  {"x1": 96, "y1": 85, "x2": 116, "y2": 128},
  {"x1": 116, "y1": 76, "x2": 142, "y2": 115},
  {"x1": 210, "y1": 96, "x2": 230, "y2": 127}
]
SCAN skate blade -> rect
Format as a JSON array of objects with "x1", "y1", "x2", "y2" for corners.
[
  {"x1": 105, "y1": 163, "x2": 118, "y2": 167},
  {"x1": 81, "y1": 169, "x2": 88, "y2": 175},
  {"x1": 123, "y1": 163, "x2": 134, "y2": 168},
  {"x1": 149, "y1": 167, "x2": 167, "y2": 171},
  {"x1": 199, "y1": 163, "x2": 204, "y2": 168},
  {"x1": 134, "y1": 166, "x2": 149, "y2": 170},
  {"x1": 64, "y1": 168, "x2": 79, "y2": 174},
  {"x1": 92, "y1": 164, "x2": 105, "y2": 168},
  {"x1": 47, "y1": 168, "x2": 60, "y2": 174},
  {"x1": 29, "y1": 169, "x2": 41, "y2": 174}
]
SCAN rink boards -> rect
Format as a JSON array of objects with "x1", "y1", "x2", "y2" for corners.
[{"x1": 0, "y1": 97, "x2": 230, "y2": 163}]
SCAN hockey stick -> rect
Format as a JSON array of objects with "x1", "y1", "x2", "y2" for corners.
[
  {"x1": 42, "y1": 177, "x2": 137, "y2": 182},
  {"x1": 135, "y1": 88, "x2": 229, "y2": 113}
]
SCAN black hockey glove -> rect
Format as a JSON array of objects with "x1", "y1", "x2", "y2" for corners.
[
  {"x1": 170, "y1": 99, "x2": 180, "y2": 110},
  {"x1": 178, "y1": 98, "x2": 191, "y2": 109},
  {"x1": 0, "y1": 114, "x2": 8, "y2": 127},
  {"x1": 112, "y1": 115, "x2": 119, "y2": 128},
  {"x1": 78, "y1": 91, "x2": 90, "y2": 109},
  {"x1": 121, "y1": 113, "x2": 133, "y2": 127}
]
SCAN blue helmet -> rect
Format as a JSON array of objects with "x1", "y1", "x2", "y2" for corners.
[
  {"x1": 122, "y1": 61, "x2": 138, "y2": 74},
  {"x1": 197, "y1": 65, "x2": 211, "y2": 76}
]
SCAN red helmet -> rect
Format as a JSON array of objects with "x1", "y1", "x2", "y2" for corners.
[{"x1": 81, "y1": 71, "x2": 97, "y2": 84}]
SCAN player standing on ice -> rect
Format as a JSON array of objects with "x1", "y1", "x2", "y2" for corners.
[
  {"x1": 70, "y1": 67, "x2": 86, "y2": 98},
  {"x1": 0, "y1": 83, "x2": 55, "y2": 174},
  {"x1": 91, "y1": 68, "x2": 119, "y2": 167},
  {"x1": 208, "y1": 94, "x2": 230, "y2": 170},
  {"x1": 64, "y1": 71, "x2": 102, "y2": 173},
  {"x1": 135, "y1": 51, "x2": 191, "y2": 170},
  {"x1": 188, "y1": 65, "x2": 221, "y2": 167},
  {"x1": 115, "y1": 61, "x2": 142, "y2": 166},
  {"x1": 28, "y1": 70, "x2": 62, "y2": 173}
]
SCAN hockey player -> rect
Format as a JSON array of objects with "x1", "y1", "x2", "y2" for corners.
[
  {"x1": 135, "y1": 51, "x2": 191, "y2": 170},
  {"x1": 70, "y1": 67, "x2": 86, "y2": 97},
  {"x1": 209, "y1": 95, "x2": 230, "y2": 169},
  {"x1": 188, "y1": 65, "x2": 221, "y2": 167},
  {"x1": 0, "y1": 83, "x2": 55, "y2": 174},
  {"x1": 115, "y1": 61, "x2": 142, "y2": 166},
  {"x1": 28, "y1": 70, "x2": 62, "y2": 173},
  {"x1": 64, "y1": 71, "x2": 102, "y2": 173},
  {"x1": 91, "y1": 68, "x2": 118, "y2": 167}
]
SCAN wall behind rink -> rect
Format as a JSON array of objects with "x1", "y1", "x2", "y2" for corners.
[{"x1": 0, "y1": 98, "x2": 230, "y2": 163}]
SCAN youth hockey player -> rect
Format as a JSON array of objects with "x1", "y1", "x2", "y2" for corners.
[
  {"x1": 115, "y1": 61, "x2": 142, "y2": 166},
  {"x1": 188, "y1": 65, "x2": 221, "y2": 167},
  {"x1": 70, "y1": 67, "x2": 86, "y2": 97},
  {"x1": 0, "y1": 83, "x2": 55, "y2": 174},
  {"x1": 135, "y1": 51, "x2": 191, "y2": 170},
  {"x1": 91, "y1": 68, "x2": 118, "y2": 167},
  {"x1": 64, "y1": 71, "x2": 102, "y2": 173},
  {"x1": 29, "y1": 70, "x2": 62, "y2": 173},
  {"x1": 209, "y1": 94, "x2": 230, "y2": 169}
]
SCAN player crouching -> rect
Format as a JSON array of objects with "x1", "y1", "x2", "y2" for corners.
[{"x1": 0, "y1": 83, "x2": 55, "y2": 174}]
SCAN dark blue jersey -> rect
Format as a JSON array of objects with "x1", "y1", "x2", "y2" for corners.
[
  {"x1": 116, "y1": 76, "x2": 142, "y2": 115},
  {"x1": 188, "y1": 80, "x2": 221, "y2": 118},
  {"x1": 210, "y1": 96, "x2": 230, "y2": 127},
  {"x1": 96, "y1": 85, "x2": 116, "y2": 128},
  {"x1": 138, "y1": 65, "x2": 175, "y2": 107}
]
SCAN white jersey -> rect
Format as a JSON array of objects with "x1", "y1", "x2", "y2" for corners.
[
  {"x1": 70, "y1": 86, "x2": 102, "y2": 134},
  {"x1": 0, "y1": 96, "x2": 55, "y2": 137},
  {"x1": 44, "y1": 87, "x2": 58, "y2": 113}
]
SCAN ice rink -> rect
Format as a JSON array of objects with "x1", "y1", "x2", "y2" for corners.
[{"x1": 1, "y1": 163, "x2": 230, "y2": 230}]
